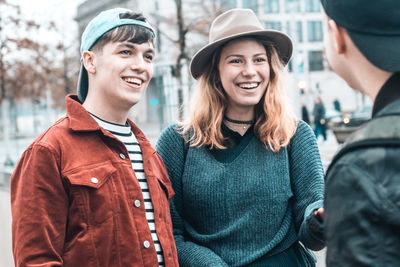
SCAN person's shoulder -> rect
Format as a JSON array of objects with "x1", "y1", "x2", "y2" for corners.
[
  {"x1": 19, "y1": 116, "x2": 69, "y2": 160},
  {"x1": 31, "y1": 116, "x2": 69, "y2": 146},
  {"x1": 293, "y1": 120, "x2": 314, "y2": 139},
  {"x1": 157, "y1": 123, "x2": 185, "y2": 149},
  {"x1": 159, "y1": 123, "x2": 182, "y2": 139},
  {"x1": 328, "y1": 144, "x2": 400, "y2": 185}
]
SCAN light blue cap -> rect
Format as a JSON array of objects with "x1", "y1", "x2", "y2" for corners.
[
  {"x1": 80, "y1": 8, "x2": 155, "y2": 57},
  {"x1": 77, "y1": 8, "x2": 155, "y2": 102}
]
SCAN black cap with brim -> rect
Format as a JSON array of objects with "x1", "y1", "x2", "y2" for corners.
[
  {"x1": 321, "y1": 0, "x2": 400, "y2": 72},
  {"x1": 347, "y1": 30, "x2": 400, "y2": 72}
]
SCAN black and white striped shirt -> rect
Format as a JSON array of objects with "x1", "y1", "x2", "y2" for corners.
[{"x1": 90, "y1": 114, "x2": 164, "y2": 266}]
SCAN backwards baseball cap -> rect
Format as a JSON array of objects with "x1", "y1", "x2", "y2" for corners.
[
  {"x1": 77, "y1": 8, "x2": 155, "y2": 102},
  {"x1": 321, "y1": 0, "x2": 400, "y2": 72}
]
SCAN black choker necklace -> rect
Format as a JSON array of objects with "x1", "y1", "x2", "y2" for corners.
[{"x1": 224, "y1": 116, "x2": 255, "y2": 125}]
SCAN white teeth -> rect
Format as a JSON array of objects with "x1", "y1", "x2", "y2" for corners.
[
  {"x1": 238, "y1": 82, "x2": 258, "y2": 89},
  {"x1": 124, "y1": 77, "x2": 142, "y2": 85}
]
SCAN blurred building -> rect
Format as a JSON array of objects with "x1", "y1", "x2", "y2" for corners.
[{"x1": 74, "y1": 0, "x2": 368, "y2": 127}]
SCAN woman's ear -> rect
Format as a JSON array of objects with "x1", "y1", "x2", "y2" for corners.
[
  {"x1": 82, "y1": 51, "x2": 96, "y2": 74},
  {"x1": 328, "y1": 19, "x2": 346, "y2": 54}
]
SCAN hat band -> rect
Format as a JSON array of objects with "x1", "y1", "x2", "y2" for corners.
[{"x1": 210, "y1": 24, "x2": 264, "y2": 43}]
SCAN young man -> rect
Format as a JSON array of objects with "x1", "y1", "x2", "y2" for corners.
[
  {"x1": 11, "y1": 8, "x2": 178, "y2": 266},
  {"x1": 321, "y1": 0, "x2": 400, "y2": 266}
]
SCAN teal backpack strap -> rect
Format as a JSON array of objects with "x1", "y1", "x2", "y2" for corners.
[{"x1": 326, "y1": 114, "x2": 400, "y2": 176}]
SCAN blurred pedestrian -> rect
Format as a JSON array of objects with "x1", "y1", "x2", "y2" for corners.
[
  {"x1": 10, "y1": 8, "x2": 178, "y2": 266},
  {"x1": 333, "y1": 98, "x2": 341, "y2": 112},
  {"x1": 321, "y1": 0, "x2": 400, "y2": 266},
  {"x1": 312, "y1": 96, "x2": 327, "y2": 141},
  {"x1": 302, "y1": 102, "x2": 310, "y2": 124},
  {"x1": 157, "y1": 8, "x2": 325, "y2": 266}
]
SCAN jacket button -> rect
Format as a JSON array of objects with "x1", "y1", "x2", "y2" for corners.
[
  {"x1": 134, "y1": 200, "x2": 141, "y2": 207},
  {"x1": 143, "y1": 240, "x2": 150, "y2": 248},
  {"x1": 119, "y1": 153, "x2": 126, "y2": 159},
  {"x1": 91, "y1": 177, "x2": 98, "y2": 184}
]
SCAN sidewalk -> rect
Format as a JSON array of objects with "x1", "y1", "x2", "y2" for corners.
[{"x1": 318, "y1": 130, "x2": 341, "y2": 171}]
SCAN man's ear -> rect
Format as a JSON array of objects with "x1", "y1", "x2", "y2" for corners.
[
  {"x1": 328, "y1": 19, "x2": 346, "y2": 55},
  {"x1": 82, "y1": 51, "x2": 96, "y2": 74}
]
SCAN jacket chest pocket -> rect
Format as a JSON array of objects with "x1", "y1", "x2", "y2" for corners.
[{"x1": 65, "y1": 164, "x2": 120, "y2": 225}]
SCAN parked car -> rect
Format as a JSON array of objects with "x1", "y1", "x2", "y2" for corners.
[
  {"x1": 331, "y1": 105, "x2": 372, "y2": 143},
  {"x1": 325, "y1": 109, "x2": 343, "y2": 129}
]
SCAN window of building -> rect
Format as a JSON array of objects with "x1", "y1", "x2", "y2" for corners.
[
  {"x1": 288, "y1": 50, "x2": 304, "y2": 73},
  {"x1": 285, "y1": 0, "x2": 300, "y2": 13},
  {"x1": 307, "y1": 21, "x2": 323, "y2": 42},
  {"x1": 220, "y1": 0, "x2": 237, "y2": 9},
  {"x1": 264, "y1": 0, "x2": 280, "y2": 13},
  {"x1": 243, "y1": 0, "x2": 258, "y2": 13},
  {"x1": 265, "y1": 21, "x2": 282, "y2": 31},
  {"x1": 305, "y1": 0, "x2": 321, "y2": 12},
  {"x1": 308, "y1": 50, "x2": 324, "y2": 71},
  {"x1": 286, "y1": 21, "x2": 303, "y2": 43}
]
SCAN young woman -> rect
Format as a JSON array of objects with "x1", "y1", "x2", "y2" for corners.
[{"x1": 157, "y1": 8, "x2": 325, "y2": 267}]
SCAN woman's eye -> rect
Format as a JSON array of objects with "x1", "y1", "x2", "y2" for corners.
[
  {"x1": 229, "y1": 59, "x2": 241, "y2": 64},
  {"x1": 255, "y1": 57, "x2": 266, "y2": 62}
]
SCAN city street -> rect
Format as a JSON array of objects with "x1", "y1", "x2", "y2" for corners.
[{"x1": 0, "y1": 128, "x2": 339, "y2": 266}]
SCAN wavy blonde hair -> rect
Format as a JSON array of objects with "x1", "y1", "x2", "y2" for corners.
[{"x1": 181, "y1": 37, "x2": 298, "y2": 152}]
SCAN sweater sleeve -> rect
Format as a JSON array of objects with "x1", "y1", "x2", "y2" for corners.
[
  {"x1": 288, "y1": 120, "x2": 325, "y2": 251},
  {"x1": 156, "y1": 125, "x2": 229, "y2": 267}
]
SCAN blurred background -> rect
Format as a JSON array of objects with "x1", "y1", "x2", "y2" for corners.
[{"x1": 0, "y1": 0, "x2": 373, "y2": 266}]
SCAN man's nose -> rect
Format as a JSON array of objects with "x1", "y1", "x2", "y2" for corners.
[{"x1": 130, "y1": 54, "x2": 146, "y2": 72}]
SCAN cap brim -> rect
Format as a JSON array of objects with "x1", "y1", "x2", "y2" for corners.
[
  {"x1": 190, "y1": 30, "x2": 293, "y2": 79},
  {"x1": 77, "y1": 63, "x2": 88, "y2": 102},
  {"x1": 347, "y1": 29, "x2": 400, "y2": 72}
]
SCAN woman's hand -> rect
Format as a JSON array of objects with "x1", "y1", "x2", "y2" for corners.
[{"x1": 313, "y1": 207, "x2": 324, "y2": 223}]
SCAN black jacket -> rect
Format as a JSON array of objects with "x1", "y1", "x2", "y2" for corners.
[{"x1": 324, "y1": 73, "x2": 400, "y2": 266}]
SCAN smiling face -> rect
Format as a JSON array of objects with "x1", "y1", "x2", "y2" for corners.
[
  {"x1": 88, "y1": 40, "x2": 155, "y2": 112},
  {"x1": 218, "y1": 37, "x2": 270, "y2": 118}
]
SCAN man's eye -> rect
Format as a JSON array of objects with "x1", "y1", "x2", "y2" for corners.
[
  {"x1": 145, "y1": 54, "x2": 154, "y2": 61},
  {"x1": 120, "y1": 50, "x2": 131, "y2": 55}
]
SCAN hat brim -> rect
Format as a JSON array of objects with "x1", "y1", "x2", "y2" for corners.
[
  {"x1": 190, "y1": 30, "x2": 293, "y2": 79},
  {"x1": 77, "y1": 63, "x2": 88, "y2": 102},
  {"x1": 347, "y1": 29, "x2": 400, "y2": 72}
]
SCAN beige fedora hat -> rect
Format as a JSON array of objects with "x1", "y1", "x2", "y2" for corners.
[{"x1": 190, "y1": 8, "x2": 293, "y2": 79}]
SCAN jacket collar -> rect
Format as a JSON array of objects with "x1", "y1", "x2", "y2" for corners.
[
  {"x1": 372, "y1": 72, "x2": 400, "y2": 117},
  {"x1": 65, "y1": 94, "x2": 156, "y2": 154}
]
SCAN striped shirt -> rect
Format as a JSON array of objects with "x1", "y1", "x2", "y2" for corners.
[{"x1": 90, "y1": 114, "x2": 164, "y2": 266}]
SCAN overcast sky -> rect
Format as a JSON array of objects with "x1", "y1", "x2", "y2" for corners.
[{"x1": 8, "y1": 0, "x2": 85, "y2": 43}]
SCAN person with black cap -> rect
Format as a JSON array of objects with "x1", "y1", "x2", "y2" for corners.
[
  {"x1": 321, "y1": 0, "x2": 400, "y2": 265},
  {"x1": 157, "y1": 8, "x2": 325, "y2": 266},
  {"x1": 11, "y1": 8, "x2": 178, "y2": 266}
]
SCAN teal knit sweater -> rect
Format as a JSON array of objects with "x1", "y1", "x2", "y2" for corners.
[{"x1": 156, "y1": 121, "x2": 324, "y2": 266}]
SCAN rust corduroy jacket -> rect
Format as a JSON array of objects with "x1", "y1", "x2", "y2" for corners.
[{"x1": 11, "y1": 95, "x2": 179, "y2": 267}]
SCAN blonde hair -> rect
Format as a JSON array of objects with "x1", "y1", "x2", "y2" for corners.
[{"x1": 181, "y1": 37, "x2": 298, "y2": 152}]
